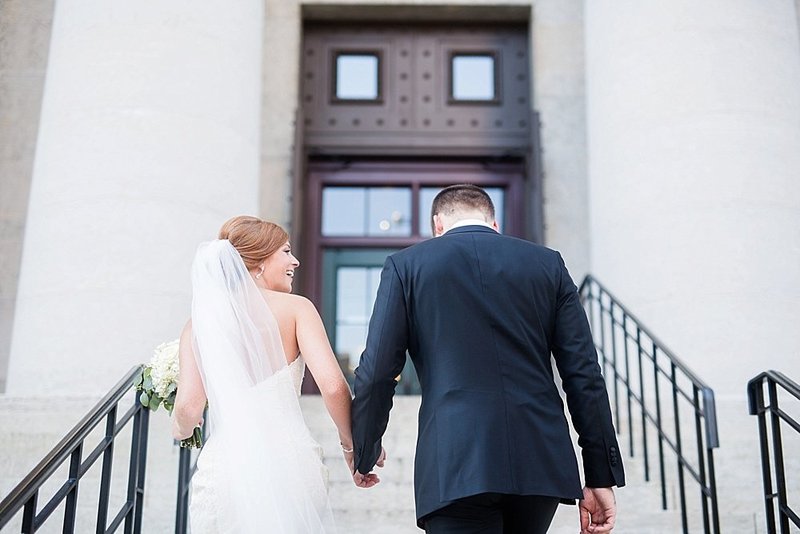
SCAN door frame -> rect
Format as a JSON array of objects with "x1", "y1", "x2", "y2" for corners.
[{"x1": 302, "y1": 158, "x2": 526, "y2": 307}]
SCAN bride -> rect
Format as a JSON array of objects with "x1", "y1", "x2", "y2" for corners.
[{"x1": 171, "y1": 216, "x2": 382, "y2": 533}]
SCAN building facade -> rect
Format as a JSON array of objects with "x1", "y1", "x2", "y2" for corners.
[{"x1": 2, "y1": 0, "x2": 799, "y2": 400}]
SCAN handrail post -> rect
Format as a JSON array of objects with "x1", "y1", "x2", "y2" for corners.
[
  {"x1": 96, "y1": 407, "x2": 116, "y2": 533},
  {"x1": 622, "y1": 313, "x2": 634, "y2": 455},
  {"x1": 636, "y1": 326, "x2": 649, "y2": 482},
  {"x1": 175, "y1": 447, "x2": 191, "y2": 534},
  {"x1": 652, "y1": 344, "x2": 667, "y2": 510},
  {"x1": 750, "y1": 378, "x2": 776, "y2": 533},
  {"x1": 609, "y1": 300, "x2": 620, "y2": 430},
  {"x1": 598, "y1": 291, "x2": 608, "y2": 371},
  {"x1": 671, "y1": 363, "x2": 688, "y2": 533},
  {"x1": 767, "y1": 381, "x2": 790, "y2": 534},
  {"x1": 133, "y1": 409, "x2": 149, "y2": 534},
  {"x1": 703, "y1": 388, "x2": 721, "y2": 534},
  {"x1": 21, "y1": 493, "x2": 37, "y2": 534},
  {"x1": 707, "y1": 447, "x2": 720, "y2": 534},
  {"x1": 747, "y1": 371, "x2": 800, "y2": 534},
  {"x1": 63, "y1": 443, "x2": 83, "y2": 532}
]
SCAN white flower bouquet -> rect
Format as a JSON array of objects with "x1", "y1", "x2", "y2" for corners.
[{"x1": 135, "y1": 339, "x2": 203, "y2": 448}]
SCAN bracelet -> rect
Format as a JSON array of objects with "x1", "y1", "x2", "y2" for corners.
[{"x1": 341, "y1": 443, "x2": 354, "y2": 453}]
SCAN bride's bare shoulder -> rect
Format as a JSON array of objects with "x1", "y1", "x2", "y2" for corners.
[{"x1": 261, "y1": 290, "x2": 315, "y2": 317}]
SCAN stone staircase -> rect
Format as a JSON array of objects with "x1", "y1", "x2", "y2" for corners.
[
  {"x1": 304, "y1": 396, "x2": 684, "y2": 534},
  {"x1": 0, "y1": 393, "x2": 782, "y2": 533}
]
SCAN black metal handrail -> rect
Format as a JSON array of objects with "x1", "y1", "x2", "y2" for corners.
[
  {"x1": 747, "y1": 370, "x2": 800, "y2": 533},
  {"x1": 174, "y1": 421, "x2": 205, "y2": 534},
  {"x1": 0, "y1": 366, "x2": 150, "y2": 533},
  {"x1": 579, "y1": 275, "x2": 720, "y2": 534}
]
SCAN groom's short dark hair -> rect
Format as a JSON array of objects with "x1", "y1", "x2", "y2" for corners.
[{"x1": 431, "y1": 184, "x2": 495, "y2": 232}]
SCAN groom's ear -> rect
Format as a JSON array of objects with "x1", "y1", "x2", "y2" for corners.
[{"x1": 432, "y1": 214, "x2": 445, "y2": 237}]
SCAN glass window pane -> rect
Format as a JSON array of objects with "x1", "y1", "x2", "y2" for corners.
[
  {"x1": 322, "y1": 187, "x2": 365, "y2": 236},
  {"x1": 420, "y1": 186, "x2": 504, "y2": 237},
  {"x1": 335, "y1": 324, "x2": 367, "y2": 373},
  {"x1": 451, "y1": 55, "x2": 495, "y2": 101},
  {"x1": 335, "y1": 266, "x2": 382, "y2": 372},
  {"x1": 367, "y1": 188, "x2": 412, "y2": 236},
  {"x1": 336, "y1": 268, "x2": 368, "y2": 324},
  {"x1": 336, "y1": 54, "x2": 379, "y2": 100}
]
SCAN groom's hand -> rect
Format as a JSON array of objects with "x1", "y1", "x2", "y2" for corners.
[
  {"x1": 353, "y1": 470, "x2": 381, "y2": 488},
  {"x1": 352, "y1": 446, "x2": 387, "y2": 488},
  {"x1": 579, "y1": 486, "x2": 616, "y2": 533}
]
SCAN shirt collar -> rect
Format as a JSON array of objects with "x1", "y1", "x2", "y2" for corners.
[{"x1": 443, "y1": 218, "x2": 496, "y2": 235}]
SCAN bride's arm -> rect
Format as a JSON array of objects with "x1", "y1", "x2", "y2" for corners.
[
  {"x1": 172, "y1": 320, "x2": 206, "y2": 440},
  {"x1": 295, "y1": 297, "x2": 354, "y2": 451}
]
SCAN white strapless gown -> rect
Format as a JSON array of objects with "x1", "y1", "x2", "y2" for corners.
[{"x1": 189, "y1": 358, "x2": 335, "y2": 533}]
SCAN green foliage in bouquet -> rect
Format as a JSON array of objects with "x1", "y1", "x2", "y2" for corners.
[
  {"x1": 137, "y1": 339, "x2": 203, "y2": 449},
  {"x1": 134, "y1": 366, "x2": 176, "y2": 412}
]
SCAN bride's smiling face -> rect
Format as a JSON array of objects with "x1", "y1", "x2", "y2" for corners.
[{"x1": 259, "y1": 241, "x2": 299, "y2": 292}]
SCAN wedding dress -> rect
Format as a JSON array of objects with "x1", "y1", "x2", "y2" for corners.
[{"x1": 187, "y1": 240, "x2": 336, "y2": 533}]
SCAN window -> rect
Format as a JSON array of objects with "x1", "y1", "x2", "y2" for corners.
[
  {"x1": 322, "y1": 186, "x2": 411, "y2": 236},
  {"x1": 333, "y1": 52, "x2": 381, "y2": 102},
  {"x1": 449, "y1": 53, "x2": 499, "y2": 104}
]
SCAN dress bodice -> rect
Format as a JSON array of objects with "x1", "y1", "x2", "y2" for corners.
[{"x1": 287, "y1": 357, "x2": 305, "y2": 396}]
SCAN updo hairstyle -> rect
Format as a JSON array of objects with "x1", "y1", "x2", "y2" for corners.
[{"x1": 218, "y1": 216, "x2": 289, "y2": 271}]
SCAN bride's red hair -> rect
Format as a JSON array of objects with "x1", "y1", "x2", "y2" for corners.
[{"x1": 218, "y1": 216, "x2": 289, "y2": 271}]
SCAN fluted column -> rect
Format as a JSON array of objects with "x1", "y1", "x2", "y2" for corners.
[
  {"x1": 7, "y1": 1, "x2": 265, "y2": 394},
  {"x1": 586, "y1": 1, "x2": 800, "y2": 394}
]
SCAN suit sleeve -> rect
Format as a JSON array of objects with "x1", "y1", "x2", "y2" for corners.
[
  {"x1": 551, "y1": 252, "x2": 626, "y2": 488},
  {"x1": 352, "y1": 256, "x2": 409, "y2": 474}
]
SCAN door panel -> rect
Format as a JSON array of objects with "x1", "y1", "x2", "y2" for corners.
[{"x1": 322, "y1": 248, "x2": 421, "y2": 394}]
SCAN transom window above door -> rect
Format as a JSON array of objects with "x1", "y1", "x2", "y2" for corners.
[
  {"x1": 321, "y1": 185, "x2": 505, "y2": 238},
  {"x1": 322, "y1": 186, "x2": 412, "y2": 236}
]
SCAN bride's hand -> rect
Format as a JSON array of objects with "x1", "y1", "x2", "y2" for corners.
[
  {"x1": 341, "y1": 450, "x2": 374, "y2": 487},
  {"x1": 375, "y1": 446, "x2": 387, "y2": 468}
]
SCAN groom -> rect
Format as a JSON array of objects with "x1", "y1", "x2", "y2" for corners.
[{"x1": 351, "y1": 184, "x2": 625, "y2": 533}]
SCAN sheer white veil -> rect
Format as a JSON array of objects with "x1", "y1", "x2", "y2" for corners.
[
  {"x1": 190, "y1": 240, "x2": 334, "y2": 532},
  {"x1": 191, "y1": 240, "x2": 286, "y2": 397}
]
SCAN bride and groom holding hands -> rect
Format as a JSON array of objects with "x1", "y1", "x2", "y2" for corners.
[{"x1": 172, "y1": 184, "x2": 625, "y2": 533}]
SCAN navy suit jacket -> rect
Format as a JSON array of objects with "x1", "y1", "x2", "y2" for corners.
[{"x1": 352, "y1": 225, "x2": 625, "y2": 524}]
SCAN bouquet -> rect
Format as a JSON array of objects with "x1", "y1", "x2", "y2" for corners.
[{"x1": 135, "y1": 339, "x2": 203, "y2": 448}]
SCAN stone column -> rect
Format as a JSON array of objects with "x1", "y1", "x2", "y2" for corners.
[
  {"x1": 531, "y1": 0, "x2": 591, "y2": 279},
  {"x1": 7, "y1": 1, "x2": 265, "y2": 394},
  {"x1": 261, "y1": 0, "x2": 302, "y2": 234},
  {"x1": 0, "y1": 0, "x2": 55, "y2": 392},
  {"x1": 586, "y1": 0, "x2": 800, "y2": 395}
]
